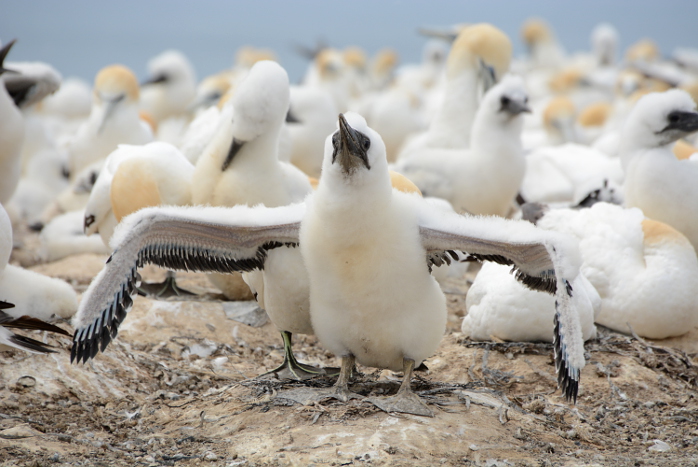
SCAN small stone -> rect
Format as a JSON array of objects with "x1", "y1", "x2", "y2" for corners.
[
  {"x1": 647, "y1": 440, "x2": 672, "y2": 452},
  {"x1": 204, "y1": 452, "x2": 218, "y2": 461}
]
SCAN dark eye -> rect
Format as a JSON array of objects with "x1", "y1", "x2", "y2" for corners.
[
  {"x1": 501, "y1": 96, "x2": 510, "y2": 107},
  {"x1": 362, "y1": 137, "x2": 371, "y2": 151},
  {"x1": 668, "y1": 113, "x2": 680, "y2": 123}
]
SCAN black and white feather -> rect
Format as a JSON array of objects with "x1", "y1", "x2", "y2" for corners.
[
  {"x1": 71, "y1": 203, "x2": 304, "y2": 364},
  {"x1": 1, "y1": 300, "x2": 71, "y2": 354},
  {"x1": 416, "y1": 204, "x2": 584, "y2": 402}
]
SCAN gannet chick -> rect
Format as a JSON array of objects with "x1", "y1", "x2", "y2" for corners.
[
  {"x1": 527, "y1": 202, "x2": 698, "y2": 338},
  {"x1": 0, "y1": 300, "x2": 70, "y2": 354},
  {"x1": 192, "y1": 60, "x2": 318, "y2": 378},
  {"x1": 462, "y1": 261, "x2": 599, "y2": 343},
  {"x1": 620, "y1": 89, "x2": 698, "y2": 250},
  {"x1": 139, "y1": 50, "x2": 196, "y2": 123},
  {"x1": 395, "y1": 75, "x2": 528, "y2": 216},
  {"x1": 39, "y1": 210, "x2": 109, "y2": 262},
  {"x1": 70, "y1": 112, "x2": 587, "y2": 410},
  {"x1": 0, "y1": 203, "x2": 77, "y2": 321},
  {"x1": 68, "y1": 65, "x2": 153, "y2": 177},
  {"x1": 305, "y1": 112, "x2": 585, "y2": 412},
  {"x1": 286, "y1": 85, "x2": 338, "y2": 177},
  {"x1": 0, "y1": 40, "x2": 26, "y2": 204},
  {"x1": 591, "y1": 23, "x2": 619, "y2": 67},
  {"x1": 303, "y1": 48, "x2": 350, "y2": 112},
  {"x1": 398, "y1": 23, "x2": 512, "y2": 156}
]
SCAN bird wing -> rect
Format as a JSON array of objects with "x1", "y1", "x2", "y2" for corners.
[
  {"x1": 71, "y1": 203, "x2": 305, "y2": 364},
  {"x1": 0, "y1": 310, "x2": 70, "y2": 354},
  {"x1": 417, "y1": 203, "x2": 584, "y2": 402}
]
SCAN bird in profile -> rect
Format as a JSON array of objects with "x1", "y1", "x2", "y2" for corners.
[
  {"x1": 620, "y1": 89, "x2": 698, "y2": 250},
  {"x1": 71, "y1": 112, "x2": 586, "y2": 416}
]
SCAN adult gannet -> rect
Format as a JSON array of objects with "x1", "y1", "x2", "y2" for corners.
[
  {"x1": 0, "y1": 40, "x2": 25, "y2": 205},
  {"x1": 68, "y1": 65, "x2": 153, "y2": 177},
  {"x1": 621, "y1": 89, "x2": 698, "y2": 250},
  {"x1": 0, "y1": 300, "x2": 70, "y2": 354},
  {"x1": 525, "y1": 202, "x2": 698, "y2": 339},
  {"x1": 84, "y1": 142, "x2": 195, "y2": 296},
  {"x1": 398, "y1": 23, "x2": 512, "y2": 156},
  {"x1": 395, "y1": 75, "x2": 529, "y2": 216},
  {"x1": 72, "y1": 112, "x2": 586, "y2": 415},
  {"x1": 139, "y1": 50, "x2": 197, "y2": 123}
]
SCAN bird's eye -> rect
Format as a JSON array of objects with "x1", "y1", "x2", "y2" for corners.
[
  {"x1": 523, "y1": 96, "x2": 529, "y2": 104},
  {"x1": 501, "y1": 96, "x2": 511, "y2": 107},
  {"x1": 668, "y1": 113, "x2": 680, "y2": 123},
  {"x1": 362, "y1": 137, "x2": 371, "y2": 151}
]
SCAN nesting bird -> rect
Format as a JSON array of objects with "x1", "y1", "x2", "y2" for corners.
[
  {"x1": 620, "y1": 89, "x2": 698, "y2": 250},
  {"x1": 72, "y1": 112, "x2": 587, "y2": 415},
  {"x1": 139, "y1": 50, "x2": 197, "y2": 123},
  {"x1": 395, "y1": 75, "x2": 529, "y2": 216},
  {"x1": 0, "y1": 40, "x2": 26, "y2": 204}
]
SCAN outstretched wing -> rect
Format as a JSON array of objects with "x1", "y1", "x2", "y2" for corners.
[
  {"x1": 417, "y1": 204, "x2": 584, "y2": 403},
  {"x1": 71, "y1": 203, "x2": 305, "y2": 364}
]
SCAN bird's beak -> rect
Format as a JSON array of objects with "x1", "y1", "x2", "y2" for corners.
[
  {"x1": 478, "y1": 59, "x2": 497, "y2": 94},
  {"x1": 222, "y1": 138, "x2": 245, "y2": 171},
  {"x1": 286, "y1": 109, "x2": 301, "y2": 124},
  {"x1": 334, "y1": 113, "x2": 370, "y2": 173},
  {"x1": 662, "y1": 110, "x2": 698, "y2": 134},
  {"x1": 502, "y1": 98, "x2": 532, "y2": 116},
  {"x1": 141, "y1": 74, "x2": 168, "y2": 86},
  {"x1": 97, "y1": 94, "x2": 125, "y2": 134},
  {"x1": 0, "y1": 39, "x2": 18, "y2": 76}
]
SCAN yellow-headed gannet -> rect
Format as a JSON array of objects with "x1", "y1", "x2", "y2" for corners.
[
  {"x1": 398, "y1": 24, "x2": 512, "y2": 157},
  {"x1": 68, "y1": 65, "x2": 153, "y2": 177},
  {"x1": 71, "y1": 112, "x2": 586, "y2": 415},
  {"x1": 524, "y1": 202, "x2": 698, "y2": 338}
]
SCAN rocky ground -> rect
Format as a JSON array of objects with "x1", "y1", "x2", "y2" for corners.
[{"x1": 1, "y1": 230, "x2": 697, "y2": 467}]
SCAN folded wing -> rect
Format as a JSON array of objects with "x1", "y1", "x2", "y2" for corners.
[{"x1": 71, "y1": 203, "x2": 305, "y2": 364}]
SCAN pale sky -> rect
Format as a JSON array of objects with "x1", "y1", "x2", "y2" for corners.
[{"x1": 1, "y1": 0, "x2": 697, "y2": 83}]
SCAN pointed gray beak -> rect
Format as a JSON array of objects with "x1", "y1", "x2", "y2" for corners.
[
  {"x1": 501, "y1": 96, "x2": 531, "y2": 116},
  {"x1": 332, "y1": 114, "x2": 370, "y2": 173},
  {"x1": 97, "y1": 94, "x2": 125, "y2": 134},
  {"x1": 479, "y1": 59, "x2": 497, "y2": 94},
  {"x1": 662, "y1": 110, "x2": 698, "y2": 134},
  {"x1": 222, "y1": 138, "x2": 245, "y2": 171},
  {"x1": 141, "y1": 73, "x2": 168, "y2": 86}
]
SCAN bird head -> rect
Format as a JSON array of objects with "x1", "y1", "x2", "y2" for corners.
[
  {"x1": 484, "y1": 75, "x2": 531, "y2": 123},
  {"x1": 325, "y1": 112, "x2": 387, "y2": 181},
  {"x1": 623, "y1": 89, "x2": 698, "y2": 150},
  {"x1": 447, "y1": 23, "x2": 512, "y2": 92}
]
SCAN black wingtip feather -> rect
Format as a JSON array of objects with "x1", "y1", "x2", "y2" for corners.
[
  {"x1": 8, "y1": 335, "x2": 56, "y2": 354},
  {"x1": 553, "y1": 311, "x2": 579, "y2": 404},
  {"x1": 71, "y1": 240, "x2": 298, "y2": 363}
]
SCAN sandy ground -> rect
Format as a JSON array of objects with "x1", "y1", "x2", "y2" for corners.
[{"x1": 1, "y1": 230, "x2": 698, "y2": 467}]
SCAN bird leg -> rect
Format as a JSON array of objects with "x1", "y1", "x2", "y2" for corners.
[
  {"x1": 327, "y1": 354, "x2": 361, "y2": 402},
  {"x1": 367, "y1": 358, "x2": 434, "y2": 417},
  {"x1": 137, "y1": 270, "x2": 197, "y2": 298},
  {"x1": 262, "y1": 331, "x2": 338, "y2": 380}
]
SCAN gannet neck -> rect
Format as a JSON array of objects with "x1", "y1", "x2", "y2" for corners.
[{"x1": 427, "y1": 69, "x2": 480, "y2": 148}]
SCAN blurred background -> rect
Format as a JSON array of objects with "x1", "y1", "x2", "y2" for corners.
[{"x1": 2, "y1": 0, "x2": 697, "y2": 82}]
